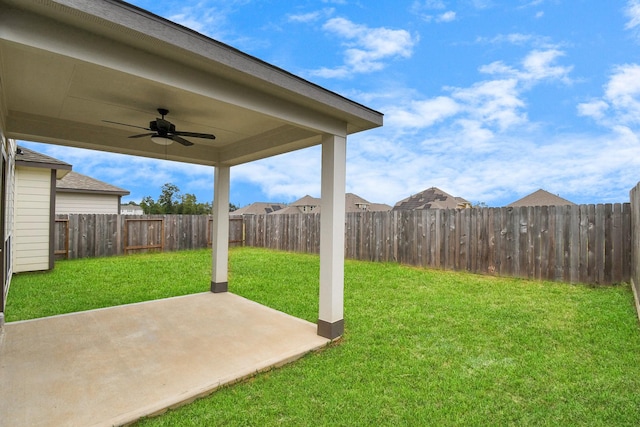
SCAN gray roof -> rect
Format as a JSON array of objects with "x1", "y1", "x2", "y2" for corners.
[
  {"x1": 270, "y1": 206, "x2": 306, "y2": 215},
  {"x1": 16, "y1": 146, "x2": 72, "y2": 178},
  {"x1": 231, "y1": 202, "x2": 285, "y2": 216},
  {"x1": 277, "y1": 193, "x2": 391, "y2": 214},
  {"x1": 56, "y1": 171, "x2": 130, "y2": 196},
  {"x1": 291, "y1": 195, "x2": 320, "y2": 207},
  {"x1": 393, "y1": 187, "x2": 464, "y2": 210},
  {"x1": 507, "y1": 189, "x2": 575, "y2": 207}
]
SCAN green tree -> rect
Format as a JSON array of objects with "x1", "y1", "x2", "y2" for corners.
[
  {"x1": 180, "y1": 193, "x2": 199, "y2": 214},
  {"x1": 140, "y1": 196, "x2": 160, "y2": 214},
  {"x1": 158, "y1": 183, "x2": 180, "y2": 214},
  {"x1": 141, "y1": 183, "x2": 220, "y2": 214}
]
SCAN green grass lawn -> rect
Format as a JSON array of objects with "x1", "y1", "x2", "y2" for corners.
[{"x1": 7, "y1": 247, "x2": 640, "y2": 426}]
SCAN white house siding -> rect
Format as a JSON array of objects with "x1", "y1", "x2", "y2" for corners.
[
  {"x1": 3, "y1": 134, "x2": 16, "y2": 313},
  {"x1": 14, "y1": 167, "x2": 51, "y2": 273},
  {"x1": 56, "y1": 192, "x2": 119, "y2": 214}
]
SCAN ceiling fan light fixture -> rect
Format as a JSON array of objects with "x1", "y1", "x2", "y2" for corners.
[{"x1": 151, "y1": 136, "x2": 173, "y2": 146}]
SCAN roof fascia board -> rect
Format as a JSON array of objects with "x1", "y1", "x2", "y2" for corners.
[
  {"x1": 15, "y1": 159, "x2": 72, "y2": 171},
  {"x1": 57, "y1": 188, "x2": 129, "y2": 196}
]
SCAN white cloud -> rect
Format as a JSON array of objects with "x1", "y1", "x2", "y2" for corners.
[
  {"x1": 233, "y1": 147, "x2": 322, "y2": 201},
  {"x1": 311, "y1": 17, "x2": 418, "y2": 78},
  {"x1": 287, "y1": 8, "x2": 334, "y2": 23},
  {"x1": 626, "y1": 0, "x2": 640, "y2": 30},
  {"x1": 383, "y1": 48, "x2": 572, "y2": 137},
  {"x1": 578, "y1": 64, "x2": 640, "y2": 127},
  {"x1": 577, "y1": 99, "x2": 609, "y2": 120},
  {"x1": 476, "y1": 33, "x2": 554, "y2": 48},
  {"x1": 386, "y1": 96, "x2": 461, "y2": 128},
  {"x1": 411, "y1": 1, "x2": 456, "y2": 22},
  {"x1": 450, "y1": 79, "x2": 525, "y2": 130},
  {"x1": 480, "y1": 49, "x2": 573, "y2": 84},
  {"x1": 169, "y1": 5, "x2": 230, "y2": 40},
  {"x1": 437, "y1": 11, "x2": 456, "y2": 22}
]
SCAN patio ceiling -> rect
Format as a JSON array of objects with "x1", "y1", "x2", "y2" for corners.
[{"x1": 0, "y1": 0, "x2": 383, "y2": 166}]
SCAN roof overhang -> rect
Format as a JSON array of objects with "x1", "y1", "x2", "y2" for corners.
[{"x1": 0, "y1": 0, "x2": 383, "y2": 166}]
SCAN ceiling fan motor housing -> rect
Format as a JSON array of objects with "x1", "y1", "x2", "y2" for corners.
[{"x1": 149, "y1": 119, "x2": 176, "y2": 136}]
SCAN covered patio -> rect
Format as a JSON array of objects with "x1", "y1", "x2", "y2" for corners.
[
  {"x1": 0, "y1": 0, "x2": 382, "y2": 424},
  {"x1": 0, "y1": 0, "x2": 381, "y2": 335},
  {"x1": 0, "y1": 292, "x2": 330, "y2": 426}
]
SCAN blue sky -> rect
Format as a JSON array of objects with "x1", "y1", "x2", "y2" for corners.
[{"x1": 20, "y1": 0, "x2": 640, "y2": 207}]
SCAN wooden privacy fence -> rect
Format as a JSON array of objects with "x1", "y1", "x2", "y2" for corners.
[
  {"x1": 55, "y1": 214, "x2": 244, "y2": 260},
  {"x1": 244, "y1": 204, "x2": 631, "y2": 285}
]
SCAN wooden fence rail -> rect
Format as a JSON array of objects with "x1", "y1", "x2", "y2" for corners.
[
  {"x1": 54, "y1": 214, "x2": 243, "y2": 260},
  {"x1": 244, "y1": 204, "x2": 632, "y2": 285}
]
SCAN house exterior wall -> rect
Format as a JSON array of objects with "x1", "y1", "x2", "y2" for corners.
[
  {"x1": 1, "y1": 131, "x2": 16, "y2": 315},
  {"x1": 6, "y1": 138, "x2": 16, "y2": 278},
  {"x1": 56, "y1": 193, "x2": 120, "y2": 214},
  {"x1": 14, "y1": 167, "x2": 52, "y2": 273}
]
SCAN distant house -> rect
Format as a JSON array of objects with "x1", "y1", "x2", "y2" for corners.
[
  {"x1": 345, "y1": 193, "x2": 392, "y2": 213},
  {"x1": 121, "y1": 204, "x2": 144, "y2": 215},
  {"x1": 507, "y1": 189, "x2": 576, "y2": 207},
  {"x1": 393, "y1": 187, "x2": 470, "y2": 211},
  {"x1": 14, "y1": 146, "x2": 130, "y2": 272},
  {"x1": 231, "y1": 202, "x2": 285, "y2": 216},
  {"x1": 291, "y1": 195, "x2": 320, "y2": 213},
  {"x1": 271, "y1": 193, "x2": 391, "y2": 214},
  {"x1": 56, "y1": 171, "x2": 130, "y2": 214},
  {"x1": 14, "y1": 146, "x2": 71, "y2": 273}
]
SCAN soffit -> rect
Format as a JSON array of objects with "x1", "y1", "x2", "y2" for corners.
[{"x1": 0, "y1": 0, "x2": 383, "y2": 166}]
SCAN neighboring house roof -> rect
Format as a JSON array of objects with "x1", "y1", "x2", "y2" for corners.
[
  {"x1": 345, "y1": 193, "x2": 391, "y2": 213},
  {"x1": 291, "y1": 195, "x2": 320, "y2": 207},
  {"x1": 393, "y1": 187, "x2": 466, "y2": 210},
  {"x1": 275, "y1": 193, "x2": 391, "y2": 214},
  {"x1": 507, "y1": 189, "x2": 576, "y2": 207},
  {"x1": 455, "y1": 197, "x2": 472, "y2": 208},
  {"x1": 56, "y1": 171, "x2": 130, "y2": 196},
  {"x1": 270, "y1": 206, "x2": 303, "y2": 215},
  {"x1": 231, "y1": 202, "x2": 285, "y2": 216},
  {"x1": 368, "y1": 203, "x2": 393, "y2": 212},
  {"x1": 121, "y1": 204, "x2": 144, "y2": 215},
  {"x1": 15, "y1": 146, "x2": 71, "y2": 178}
]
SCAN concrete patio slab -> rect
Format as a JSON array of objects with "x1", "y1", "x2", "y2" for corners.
[{"x1": 0, "y1": 292, "x2": 330, "y2": 427}]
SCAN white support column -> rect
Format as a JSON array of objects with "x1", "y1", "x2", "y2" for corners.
[
  {"x1": 318, "y1": 134, "x2": 346, "y2": 339},
  {"x1": 211, "y1": 165, "x2": 230, "y2": 293}
]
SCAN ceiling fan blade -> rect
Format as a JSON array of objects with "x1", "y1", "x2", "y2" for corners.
[
  {"x1": 170, "y1": 135, "x2": 194, "y2": 146},
  {"x1": 102, "y1": 120, "x2": 151, "y2": 131},
  {"x1": 173, "y1": 131, "x2": 216, "y2": 140},
  {"x1": 128, "y1": 133, "x2": 156, "y2": 139}
]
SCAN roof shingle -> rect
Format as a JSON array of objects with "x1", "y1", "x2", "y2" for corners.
[{"x1": 56, "y1": 171, "x2": 129, "y2": 196}]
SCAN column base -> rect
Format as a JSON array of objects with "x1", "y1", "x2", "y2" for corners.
[
  {"x1": 210, "y1": 281, "x2": 228, "y2": 293},
  {"x1": 317, "y1": 319, "x2": 344, "y2": 339}
]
